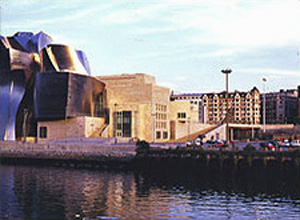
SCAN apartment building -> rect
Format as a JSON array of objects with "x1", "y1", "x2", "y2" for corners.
[
  {"x1": 170, "y1": 87, "x2": 261, "y2": 125},
  {"x1": 261, "y1": 89, "x2": 298, "y2": 124}
]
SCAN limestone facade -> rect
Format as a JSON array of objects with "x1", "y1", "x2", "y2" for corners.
[
  {"x1": 168, "y1": 100, "x2": 213, "y2": 140},
  {"x1": 37, "y1": 116, "x2": 105, "y2": 143},
  {"x1": 97, "y1": 73, "x2": 170, "y2": 142}
]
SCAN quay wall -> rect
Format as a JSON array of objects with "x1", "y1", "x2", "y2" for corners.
[
  {"x1": 1, "y1": 141, "x2": 300, "y2": 176},
  {"x1": 0, "y1": 141, "x2": 136, "y2": 168},
  {"x1": 134, "y1": 148, "x2": 300, "y2": 177}
]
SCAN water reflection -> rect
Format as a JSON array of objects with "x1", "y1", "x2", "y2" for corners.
[{"x1": 1, "y1": 164, "x2": 300, "y2": 220}]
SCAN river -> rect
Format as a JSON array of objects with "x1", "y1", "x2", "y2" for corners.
[{"x1": 1, "y1": 164, "x2": 300, "y2": 220}]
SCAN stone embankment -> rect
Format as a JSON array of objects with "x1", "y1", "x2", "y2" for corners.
[
  {"x1": 1, "y1": 141, "x2": 300, "y2": 174},
  {"x1": 0, "y1": 141, "x2": 136, "y2": 167}
]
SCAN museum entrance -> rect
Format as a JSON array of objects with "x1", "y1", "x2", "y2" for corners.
[{"x1": 114, "y1": 111, "x2": 132, "y2": 138}]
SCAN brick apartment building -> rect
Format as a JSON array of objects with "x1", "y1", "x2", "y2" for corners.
[
  {"x1": 261, "y1": 89, "x2": 298, "y2": 124},
  {"x1": 170, "y1": 87, "x2": 261, "y2": 125}
]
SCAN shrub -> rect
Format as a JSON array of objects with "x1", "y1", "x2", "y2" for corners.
[
  {"x1": 136, "y1": 140, "x2": 150, "y2": 151},
  {"x1": 244, "y1": 143, "x2": 256, "y2": 151}
]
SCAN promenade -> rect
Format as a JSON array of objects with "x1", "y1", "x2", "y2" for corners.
[{"x1": 0, "y1": 140, "x2": 136, "y2": 168}]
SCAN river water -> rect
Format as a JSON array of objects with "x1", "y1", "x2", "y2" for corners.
[{"x1": 1, "y1": 164, "x2": 300, "y2": 220}]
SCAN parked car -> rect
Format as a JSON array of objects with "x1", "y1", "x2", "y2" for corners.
[
  {"x1": 280, "y1": 139, "x2": 291, "y2": 148},
  {"x1": 186, "y1": 140, "x2": 192, "y2": 147},
  {"x1": 266, "y1": 142, "x2": 275, "y2": 150},
  {"x1": 213, "y1": 140, "x2": 225, "y2": 147},
  {"x1": 186, "y1": 138, "x2": 203, "y2": 148},
  {"x1": 291, "y1": 140, "x2": 300, "y2": 148},
  {"x1": 260, "y1": 142, "x2": 275, "y2": 151},
  {"x1": 194, "y1": 138, "x2": 203, "y2": 146}
]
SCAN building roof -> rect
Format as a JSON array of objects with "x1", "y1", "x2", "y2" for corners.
[
  {"x1": 171, "y1": 87, "x2": 259, "y2": 100},
  {"x1": 171, "y1": 93, "x2": 203, "y2": 97}
]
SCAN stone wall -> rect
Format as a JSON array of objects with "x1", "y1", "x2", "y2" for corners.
[
  {"x1": 37, "y1": 117, "x2": 105, "y2": 143},
  {"x1": 0, "y1": 141, "x2": 136, "y2": 161}
]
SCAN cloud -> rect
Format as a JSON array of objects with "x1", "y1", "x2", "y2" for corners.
[
  {"x1": 174, "y1": 76, "x2": 188, "y2": 81},
  {"x1": 3, "y1": 3, "x2": 112, "y2": 30},
  {"x1": 99, "y1": 4, "x2": 166, "y2": 25},
  {"x1": 158, "y1": 81, "x2": 179, "y2": 90},
  {"x1": 188, "y1": 1, "x2": 300, "y2": 48},
  {"x1": 238, "y1": 68, "x2": 300, "y2": 77}
]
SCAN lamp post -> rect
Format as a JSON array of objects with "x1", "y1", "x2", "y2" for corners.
[
  {"x1": 22, "y1": 108, "x2": 28, "y2": 143},
  {"x1": 262, "y1": 77, "x2": 267, "y2": 133},
  {"x1": 114, "y1": 103, "x2": 118, "y2": 143},
  {"x1": 221, "y1": 69, "x2": 232, "y2": 141},
  {"x1": 187, "y1": 116, "x2": 191, "y2": 142},
  {"x1": 152, "y1": 112, "x2": 156, "y2": 143}
]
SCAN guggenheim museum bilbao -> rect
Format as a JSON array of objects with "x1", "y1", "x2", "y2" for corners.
[{"x1": 0, "y1": 32, "x2": 262, "y2": 144}]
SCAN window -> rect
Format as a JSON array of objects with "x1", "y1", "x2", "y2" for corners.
[
  {"x1": 177, "y1": 112, "x2": 186, "y2": 119},
  {"x1": 163, "y1": 132, "x2": 168, "y2": 139},
  {"x1": 39, "y1": 127, "x2": 47, "y2": 138},
  {"x1": 156, "y1": 131, "x2": 161, "y2": 139}
]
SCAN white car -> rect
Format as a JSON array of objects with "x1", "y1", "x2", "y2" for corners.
[
  {"x1": 291, "y1": 140, "x2": 300, "y2": 147},
  {"x1": 186, "y1": 141, "x2": 192, "y2": 147},
  {"x1": 194, "y1": 138, "x2": 202, "y2": 146},
  {"x1": 282, "y1": 139, "x2": 291, "y2": 147}
]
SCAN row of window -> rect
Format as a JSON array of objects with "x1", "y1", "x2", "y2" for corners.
[
  {"x1": 156, "y1": 104, "x2": 167, "y2": 112},
  {"x1": 208, "y1": 117, "x2": 257, "y2": 122},
  {"x1": 206, "y1": 103, "x2": 255, "y2": 108},
  {"x1": 156, "y1": 121, "x2": 167, "y2": 129},
  {"x1": 175, "y1": 96, "x2": 201, "y2": 100},
  {"x1": 156, "y1": 131, "x2": 168, "y2": 139},
  {"x1": 175, "y1": 96, "x2": 257, "y2": 101},
  {"x1": 207, "y1": 106, "x2": 260, "y2": 111},
  {"x1": 203, "y1": 98, "x2": 257, "y2": 103},
  {"x1": 156, "y1": 113, "x2": 167, "y2": 120}
]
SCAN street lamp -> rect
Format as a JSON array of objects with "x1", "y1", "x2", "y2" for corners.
[
  {"x1": 22, "y1": 108, "x2": 28, "y2": 143},
  {"x1": 221, "y1": 69, "x2": 232, "y2": 141},
  {"x1": 187, "y1": 116, "x2": 191, "y2": 142},
  {"x1": 151, "y1": 112, "x2": 156, "y2": 143},
  {"x1": 114, "y1": 103, "x2": 118, "y2": 143},
  {"x1": 262, "y1": 77, "x2": 267, "y2": 133}
]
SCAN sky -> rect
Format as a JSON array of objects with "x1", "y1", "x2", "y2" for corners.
[{"x1": 1, "y1": 0, "x2": 300, "y2": 93}]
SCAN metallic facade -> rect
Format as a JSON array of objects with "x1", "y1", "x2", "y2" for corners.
[{"x1": 0, "y1": 32, "x2": 105, "y2": 141}]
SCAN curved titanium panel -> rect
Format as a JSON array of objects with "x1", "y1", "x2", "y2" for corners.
[
  {"x1": 41, "y1": 45, "x2": 91, "y2": 75},
  {"x1": 0, "y1": 70, "x2": 26, "y2": 140},
  {"x1": 34, "y1": 72, "x2": 105, "y2": 121},
  {"x1": 68, "y1": 73, "x2": 105, "y2": 117},
  {"x1": 34, "y1": 72, "x2": 68, "y2": 120},
  {"x1": 4, "y1": 31, "x2": 52, "y2": 53},
  {"x1": 1, "y1": 31, "x2": 103, "y2": 140}
]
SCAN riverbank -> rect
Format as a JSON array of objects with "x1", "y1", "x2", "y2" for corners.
[
  {"x1": 1, "y1": 141, "x2": 300, "y2": 174},
  {"x1": 0, "y1": 141, "x2": 136, "y2": 169}
]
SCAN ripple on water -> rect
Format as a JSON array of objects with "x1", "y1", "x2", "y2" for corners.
[{"x1": 1, "y1": 165, "x2": 300, "y2": 220}]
